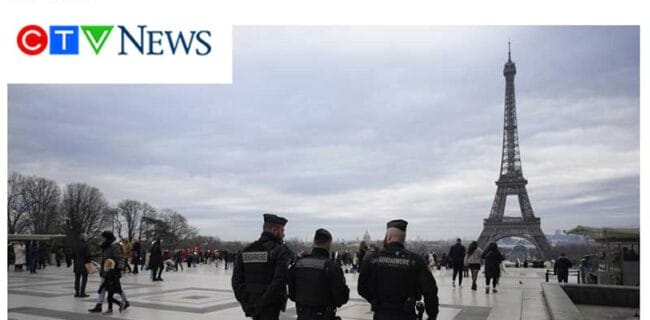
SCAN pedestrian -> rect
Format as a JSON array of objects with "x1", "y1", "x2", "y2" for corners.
[
  {"x1": 122, "y1": 239, "x2": 133, "y2": 273},
  {"x1": 88, "y1": 230, "x2": 130, "y2": 313},
  {"x1": 38, "y1": 243, "x2": 48, "y2": 269},
  {"x1": 448, "y1": 238, "x2": 466, "y2": 288},
  {"x1": 98, "y1": 259, "x2": 124, "y2": 314},
  {"x1": 554, "y1": 253, "x2": 573, "y2": 283},
  {"x1": 358, "y1": 219, "x2": 439, "y2": 320},
  {"x1": 481, "y1": 242, "x2": 504, "y2": 294},
  {"x1": 149, "y1": 239, "x2": 164, "y2": 281},
  {"x1": 28, "y1": 241, "x2": 39, "y2": 274},
  {"x1": 132, "y1": 240, "x2": 141, "y2": 274},
  {"x1": 186, "y1": 249, "x2": 193, "y2": 269},
  {"x1": 232, "y1": 213, "x2": 293, "y2": 320},
  {"x1": 356, "y1": 241, "x2": 368, "y2": 269},
  {"x1": 174, "y1": 249, "x2": 184, "y2": 271},
  {"x1": 65, "y1": 246, "x2": 73, "y2": 268},
  {"x1": 288, "y1": 228, "x2": 349, "y2": 320},
  {"x1": 13, "y1": 242, "x2": 26, "y2": 272},
  {"x1": 579, "y1": 256, "x2": 593, "y2": 284},
  {"x1": 73, "y1": 233, "x2": 91, "y2": 298},
  {"x1": 56, "y1": 247, "x2": 65, "y2": 267},
  {"x1": 464, "y1": 241, "x2": 483, "y2": 291}
]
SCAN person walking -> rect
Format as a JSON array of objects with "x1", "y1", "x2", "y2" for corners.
[
  {"x1": 554, "y1": 253, "x2": 573, "y2": 283},
  {"x1": 13, "y1": 242, "x2": 26, "y2": 272},
  {"x1": 88, "y1": 231, "x2": 130, "y2": 313},
  {"x1": 288, "y1": 228, "x2": 349, "y2": 320},
  {"x1": 174, "y1": 249, "x2": 184, "y2": 271},
  {"x1": 73, "y1": 233, "x2": 92, "y2": 297},
  {"x1": 448, "y1": 238, "x2": 466, "y2": 288},
  {"x1": 232, "y1": 213, "x2": 293, "y2": 320},
  {"x1": 56, "y1": 247, "x2": 65, "y2": 267},
  {"x1": 149, "y1": 239, "x2": 164, "y2": 281},
  {"x1": 356, "y1": 241, "x2": 368, "y2": 269},
  {"x1": 358, "y1": 219, "x2": 439, "y2": 320},
  {"x1": 121, "y1": 239, "x2": 133, "y2": 273},
  {"x1": 98, "y1": 259, "x2": 124, "y2": 314},
  {"x1": 464, "y1": 241, "x2": 483, "y2": 291},
  {"x1": 28, "y1": 241, "x2": 39, "y2": 274},
  {"x1": 481, "y1": 242, "x2": 504, "y2": 294},
  {"x1": 131, "y1": 240, "x2": 141, "y2": 274}
]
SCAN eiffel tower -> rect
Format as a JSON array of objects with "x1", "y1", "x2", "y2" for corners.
[{"x1": 477, "y1": 43, "x2": 552, "y2": 260}]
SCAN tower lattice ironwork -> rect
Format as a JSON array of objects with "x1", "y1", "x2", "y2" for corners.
[{"x1": 477, "y1": 43, "x2": 552, "y2": 260}]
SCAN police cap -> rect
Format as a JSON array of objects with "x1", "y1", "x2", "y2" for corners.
[
  {"x1": 386, "y1": 219, "x2": 408, "y2": 231},
  {"x1": 313, "y1": 228, "x2": 332, "y2": 242},
  {"x1": 263, "y1": 213, "x2": 288, "y2": 226}
]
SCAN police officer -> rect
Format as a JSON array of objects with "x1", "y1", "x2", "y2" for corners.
[
  {"x1": 232, "y1": 213, "x2": 294, "y2": 320},
  {"x1": 288, "y1": 228, "x2": 349, "y2": 320},
  {"x1": 358, "y1": 219, "x2": 439, "y2": 320}
]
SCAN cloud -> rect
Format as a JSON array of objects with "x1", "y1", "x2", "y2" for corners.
[{"x1": 8, "y1": 26, "x2": 639, "y2": 241}]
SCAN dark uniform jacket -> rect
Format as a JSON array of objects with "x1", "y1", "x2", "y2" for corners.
[
  {"x1": 358, "y1": 242, "x2": 439, "y2": 320},
  {"x1": 232, "y1": 231, "x2": 294, "y2": 317},
  {"x1": 73, "y1": 240, "x2": 91, "y2": 273},
  {"x1": 288, "y1": 247, "x2": 349, "y2": 319}
]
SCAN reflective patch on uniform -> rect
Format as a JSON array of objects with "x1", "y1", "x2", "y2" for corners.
[
  {"x1": 296, "y1": 257, "x2": 326, "y2": 270},
  {"x1": 242, "y1": 251, "x2": 268, "y2": 263},
  {"x1": 378, "y1": 256, "x2": 412, "y2": 267}
]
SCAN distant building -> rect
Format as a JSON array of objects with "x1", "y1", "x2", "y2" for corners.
[{"x1": 362, "y1": 230, "x2": 371, "y2": 243}]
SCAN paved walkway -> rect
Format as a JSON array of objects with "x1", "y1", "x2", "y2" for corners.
[{"x1": 7, "y1": 264, "x2": 563, "y2": 319}]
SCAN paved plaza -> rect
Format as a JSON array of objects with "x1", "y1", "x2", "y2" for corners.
[{"x1": 7, "y1": 264, "x2": 564, "y2": 320}]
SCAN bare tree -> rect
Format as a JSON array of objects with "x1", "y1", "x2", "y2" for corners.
[
  {"x1": 61, "y1": 183, "x2": 108, "y2": 241},
  {"x1": 21, "y1": 175, "x2": 61, "y2": 234},
  {"x1": 7, "y1": 172, "x2": 30, "y2": 234},
  {"x1": 116, "y1": 200, "x2": 141, "y2": 242},
  {"x1": 159, "y1": 208, "x2": 198, "y2": 244},
  {"x1": 116, "y1": 200, "x2": 158, "y2": 242}
]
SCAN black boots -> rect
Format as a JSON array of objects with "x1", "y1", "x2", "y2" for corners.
[{"x1": 88, "y1": 303, "x2": 102, "y2": 313}]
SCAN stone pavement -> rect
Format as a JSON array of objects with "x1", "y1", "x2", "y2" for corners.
[{"x1": 7, "y1": 264, "x2": 563, "y2": 320}]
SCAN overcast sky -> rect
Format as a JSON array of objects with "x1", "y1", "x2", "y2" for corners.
[{"x1": 8, "y1": 26, "x2": 639, "y2": 242}]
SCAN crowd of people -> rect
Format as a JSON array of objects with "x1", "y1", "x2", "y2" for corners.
[{"x1": 8, "y1": 213, "x2": 582, "y2": 319}]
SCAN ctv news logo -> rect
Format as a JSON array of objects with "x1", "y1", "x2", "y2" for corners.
[{"x1": 17, "y1": 24, "x2": 213, "y2": 56}]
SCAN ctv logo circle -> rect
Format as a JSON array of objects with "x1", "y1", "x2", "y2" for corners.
[{"x1": 17, "y1": 25, "x2": 48, "y2": 55}]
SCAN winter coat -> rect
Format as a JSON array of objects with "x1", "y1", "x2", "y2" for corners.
[
  {"x1": 14, "y1": 243, "x2": 26, "y2": 265},
  {"x1": 448, "y1": 243, "x2": 466, "y2": 266},
  {"x1": 465, "y1": 247, "x2": 483, "y2": 265},
  {"x1": 99, "y1": 240, "x2": 123, "y2": 275},
  {"x1": 99, "y1": 269, "x2": 122, "y2": 294},
  {"x1": 73, "y1": 240, "x2": 91, "y2": 273},
  {"x1": 554, "y1": 257, "x2": 573, "y2": 276},
  {"x1": 132, "y1": 242, "x2": 141, "y2": 259},
  {"x1": 481, "y1": 247, "x2": 505, "y2": 279},
  {"x1": 122, "y1": 241, "x2": 132, "y2": 261},
  {"x1": 149, "y1": 242, "x2": 163, "y2": 267}
]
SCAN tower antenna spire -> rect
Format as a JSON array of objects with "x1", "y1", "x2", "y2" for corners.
[{"x1": 508, "y1": 40, "x2": 511, "y2": 61}]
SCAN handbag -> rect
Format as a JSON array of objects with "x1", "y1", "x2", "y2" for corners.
[{"x1": 85, "y1": 262, "x2": 97, "y2": 274}]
